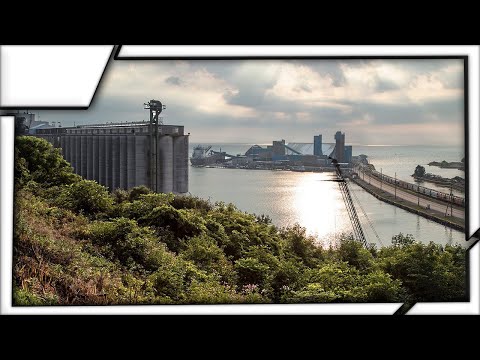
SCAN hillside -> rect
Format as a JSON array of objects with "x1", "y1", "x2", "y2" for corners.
[{"x1": 13, "y1": 136, "x2": 467, "y2": 305}]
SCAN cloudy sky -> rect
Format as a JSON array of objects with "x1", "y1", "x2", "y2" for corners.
[{"x1": 41, "y1": 59, "x2": 465, "y2": 146}]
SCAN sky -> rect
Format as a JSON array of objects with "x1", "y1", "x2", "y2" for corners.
[{"x1": 40, "y1": 59, "x2": 465, "y2": 146}]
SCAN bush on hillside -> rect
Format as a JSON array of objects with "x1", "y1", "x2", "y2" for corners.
[
  {"x1": 15, "y1": 136, "x2": 79, "y2": 187},
  {"x1": 55, "y1": 180, "x2": 114, "y2": 217}
]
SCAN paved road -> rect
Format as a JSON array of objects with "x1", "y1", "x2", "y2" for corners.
[{"x1": 358, "y1": 171, "x2": 465, "y2": 220}]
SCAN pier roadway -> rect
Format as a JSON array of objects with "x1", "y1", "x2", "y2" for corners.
[{"x1": 359, "y1": 171, "x2": 465, "y2": 220}]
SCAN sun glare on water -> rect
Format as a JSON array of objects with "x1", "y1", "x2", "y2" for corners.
[{"x1": 293, "y1": 173, "x2": 352, "y2": 247}]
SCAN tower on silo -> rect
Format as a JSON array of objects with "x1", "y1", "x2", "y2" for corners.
[
  {"x1": 314, "y1": 135, "x2": 323, "y2": 156},
  {"x1": 334, "y1": 131, "x2": 345, "y2": 162},
  {"x1": 345, "y1": 145, "x2": 352, "y2": 164},
  {"x1": 272, "y1": 139, "x2": 286, "y2": 156}
]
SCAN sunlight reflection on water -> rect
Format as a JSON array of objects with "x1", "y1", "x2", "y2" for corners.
[{"x1": 189, "y1": 167, "x2": 466, "y2": 248}]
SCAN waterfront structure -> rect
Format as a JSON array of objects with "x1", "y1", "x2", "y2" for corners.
[
  {"x1": 272, "y1": 140, "x2": 286, "y2": 157},
  {"x1": 345, "y1": 145, "x2": 352, "y2": 164},
  {"x1": 313, "y1": 135, "x2": 323, "y2": 156},
  {"x1": 0, "y1": 110, "x2": 54, "y2": 134},
  {"x1": 245, "y1": 144, "x2": 272, "y2": 160},
  {"x1": 200, "y1": 130, "x2": 352, "y2": 172},
  {"x1": 35, "y1": 122, "x2": 189, "y2": 194},
  {"x1": 334, "y1": 131, "x2": 345, "y2": 162}
]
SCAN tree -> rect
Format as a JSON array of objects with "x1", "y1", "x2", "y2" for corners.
[
  {"x1": 56, "y1": 179, "x2": 113, "y2": 216},
  {"x1": 413, "y1": 165, "x2": 426, "y2": 177},
  {"x1": 14, "y1": 116, "x2": 29, "y2": 136},
  {"x1": 15, "y1": 136, "x2": 79, "y2": 187}
]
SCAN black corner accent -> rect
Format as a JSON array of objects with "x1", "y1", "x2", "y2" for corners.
[
  {"x1": 114, "y1": 45, "x2": 123, "y2": 59},
  {"x1": 394, "y1": 302, "x2": 416, "y2": 315},
  {"x1": 87, "y1": 46, "x2": 118, "y2": 108}
]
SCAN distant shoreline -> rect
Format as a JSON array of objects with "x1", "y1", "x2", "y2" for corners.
[{"x1": 427, "y1": 160, "x2": 464, "y2": 170}]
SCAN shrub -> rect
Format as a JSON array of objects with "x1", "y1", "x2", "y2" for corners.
[
  {"x1": 128, "y1": 185, "x2": 152, "y2": 202},
  {"x1": 281, "y1": 224, "x2": 323, "y2": 267},
  {"x1": 119, "y1": 193, "x2": 173, "y2": 220},
  {"x1": 378, "y1": 241, "x2": 466, "y2": 302},
  {"x1": 391, "y1": 233, "x2": 416, "y2": 247},
  {"x1": 88, "y1": 217, "x2": 170, "y2": 272},
  {"x1": 56, "y1": 180, "x2": 113, "y2": 217},
  {"x1": 336, "y1": 238, "x2": 374, "y2": 271},
  {"x1": 181, "y1": 235, "x2": 225, "y2": 269},
  {"x1": 170, "y1": 194, "x2": 213, "y2": 213},
  {"x1": 15, "y1": 136, "x2": 79, "y2": 187},
  {"x1": 149, "y1": 259, "x2": 206, "y2": 302},
  {"x1": 234, "y1": 257, "x2": 270, "y2": 288},
  {"x1": 187, "y1": 279, "x2": 260, "y2": 304},
  {"x1": 112, "y1": 189, "x2": 129, "y2": 204},
  {"x1": 181, "y1": 235, "x2": 236, "y2": 284},
  {"x1": 138, "y1": 204, "x2": 206, "y2": 247},
  {"x1": 271, "y1": 259, "x2": 304, "y2": 301}
]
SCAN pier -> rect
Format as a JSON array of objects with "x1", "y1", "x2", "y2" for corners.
[{"x1": 351, "y1": 168, "x2": 465, "y2": 231}]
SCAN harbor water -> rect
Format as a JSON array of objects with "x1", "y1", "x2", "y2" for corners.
[{"x1": 188, "y1": 144, "x2": 467, "y2": 247}]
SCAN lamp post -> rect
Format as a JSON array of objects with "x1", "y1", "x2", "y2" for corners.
[
  {"x1": 394, "y1": 172, "x2": 397, "y2": 199},
  {"x1": 381, "y1": 168, "x2": 382, "y2": 190},
  {"x1": 449, "y1": 184, "x2": 453, "y2": 217}
]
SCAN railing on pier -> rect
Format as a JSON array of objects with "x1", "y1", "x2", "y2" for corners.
[{"x1": 354, "y1": 165, "x2": 465, "y2": 207}]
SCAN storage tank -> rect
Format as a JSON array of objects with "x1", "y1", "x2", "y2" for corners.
[
  {"x1": 120, "y1": 136, "x2": 128, "y2": 189},
  {"x1": 173, "y1": 135, "x2": 189, "y2": 193},
  {"x1": 127, "y1": 135, "x2": 136, "y2": 188},
  {"x1": 158, "y1": 135, "x2": 174, "y2": 193},
  {"x1": 135, "y1": 135, "x2": 147, "y2": 187}
]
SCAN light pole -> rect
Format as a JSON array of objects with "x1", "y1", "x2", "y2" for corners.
[
  {"x1": 381, "y1": 168, "x2": 382, "y2": 190},
  {"x1": 417, "y1": 185, "x2": 420, "y2": 206},
  {"x1": 449, "y1": 184, "x2": 453, "y2": 216},
  {"x1": 394, "y1": 172, "x2": 397, "y2": 199}
]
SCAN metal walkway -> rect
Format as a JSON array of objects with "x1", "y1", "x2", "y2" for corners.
[{"x1": 333, "y1": 162, "x2": 368, "y2": 247}]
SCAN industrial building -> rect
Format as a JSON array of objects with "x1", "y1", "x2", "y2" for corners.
[
  {"x1": 35, "y1": 122, "x2": 189, "y2": 193},
  {"x1": 345, "y1": 145, "x2": 352, "y2": 164},
  {"x1": 334, "y1": 131, "x2": 345, "y2": 163},
  {"x1": 313, "y1": 135, "x2": 323, "y2": 156},
  {"x1": 216, "y1": 130, "x2": 353, "y2": 171},
  {"x1": 33, "y1": 100, "x2": 189, "y2": 194}
]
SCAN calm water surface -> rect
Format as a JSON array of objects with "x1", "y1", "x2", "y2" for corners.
[{"x1": 188, "y1": 144, "x2": 467, "y2": 247}]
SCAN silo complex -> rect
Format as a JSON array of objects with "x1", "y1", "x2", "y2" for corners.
[{"x1": 35, "y1": 123, "x2": 189, "y2": 194}]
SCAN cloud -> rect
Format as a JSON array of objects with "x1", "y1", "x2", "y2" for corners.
[
  {"x1": 165, "y1": 76, "x2": 183, "y2": 86},
  {"x1": 39, "y1": 58, "x2": 465, "y2": 146}
]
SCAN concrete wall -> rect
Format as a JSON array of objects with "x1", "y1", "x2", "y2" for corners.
[
  {"x1": 35, "y1": 129, "x2": 188, "y2": 194},
  {"x1": 158, "y1": 135, "x2": 173, "y2": 193},
  {"x1": 173, "y1": 135, "x2": 189, "y2": 193}
]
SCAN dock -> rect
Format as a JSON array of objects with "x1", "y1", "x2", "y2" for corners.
[{"x1": 350, "y1": 173, "x2": 465, "y2": 231}]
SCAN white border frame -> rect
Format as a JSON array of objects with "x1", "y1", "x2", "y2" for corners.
[{"x1": 1, "y1": 45, "x2": 478, "y2": 314}]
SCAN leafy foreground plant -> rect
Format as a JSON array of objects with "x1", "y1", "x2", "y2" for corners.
[{"x1": 13, "y1": 136, "x2": 467, "y2": 305}]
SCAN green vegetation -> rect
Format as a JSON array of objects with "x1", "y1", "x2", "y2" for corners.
[
  {"x1": 413, "y1": 165, "x2": 426, "y2": 178},
  {"x1": 13, "y1": 136, "x2": 467, "y2": 305}
]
